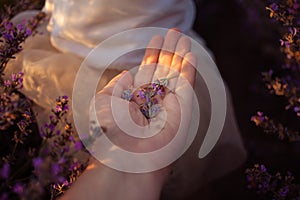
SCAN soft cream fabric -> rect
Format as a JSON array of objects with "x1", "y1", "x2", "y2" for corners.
[
  {"x1": 43, "y1": 0, "x2": 195, "y2": 58},
  {"x1": 6, "y1": 1, "x2": 246, "y2": 199}
]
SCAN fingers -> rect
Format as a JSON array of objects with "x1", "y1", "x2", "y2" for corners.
[
  {"x1": 152, "y1": 29, "x2": 181, "y2": 81},
  {"x1": 136, "y1": 29, "x2": 196, "y2": 101},
  {"x1": 134, "y1": 35, "x2": 164, "y2": 88},
  {"x1": 175, "y1": 52, "x2": 197, "y2": 95},
  {"x1": 167, "y1": 36, "x2": 192, "y2": 91},
  {"x1": 170, "y1": 36, "x2": 191, "y2": 74},
  {"x1": 99, "y1": 70, "x2": 133, "y2": 97},
  {"x1": 180, "y1": 52, "x2": 197, "y2": 87},
  {"x1": 141, "y1": 35, "x2": 164, "y2": 65}
]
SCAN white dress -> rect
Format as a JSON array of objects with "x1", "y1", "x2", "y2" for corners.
[{"x1": 6, "y1": 0, "x2": 247, "y2": 199}]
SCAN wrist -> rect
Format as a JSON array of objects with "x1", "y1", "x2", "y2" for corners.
[
  {"x1": 61, "y1": 158, "x2": 171, "y2": 200},
  {"x1": 90, "y1": 157, "x2": 171, "y2": 187}
]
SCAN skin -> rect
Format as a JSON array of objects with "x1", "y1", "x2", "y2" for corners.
[{"x1": 59, "y1": 29, "x2": 197, "y2": 200}]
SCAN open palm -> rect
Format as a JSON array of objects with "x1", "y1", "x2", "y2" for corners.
[{"x1": 93, "y1": 29, "x2": 196, "y2": 153}]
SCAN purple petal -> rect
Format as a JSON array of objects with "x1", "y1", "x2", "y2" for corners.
[
  {"x1": 33, "y1": 157, "x2": 43, "y2": 169},
  {"x1": 74, "y1": 141, "x2": 83, "y2": 150},
  {"x1": 0, "y1": 163, "x2": 10, "y2": 180},
  {"x1": 13, "y1": 183, "x2": 24, "y2": 195}
]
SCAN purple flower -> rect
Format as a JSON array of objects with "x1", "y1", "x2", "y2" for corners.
[
  {"x1": 62, "y1": 180, "x2": 70, "y2": 187},
  {"x1": 294, "y1": 107, "x2": 300, "y2": 112},
  {"x1": 157, "y1": 88, "x2": 163, "y2": 96},
  {"x1": 62, "y1": 95, "x2": 68, "y2": 100},
  {"x1": 49, "y1": 115, "x2": 54, "y2": 121},
  {"x1": 51, "y1": 163, "x2": 61, "y2": 176},
  {"x1": 3, "y1": 33, "x2": 13, "y2": 41},
  {"x1": 13, "y1": 183, "x2": 24, "y2": 195},
  {"x1": 11, "y1": 73, "x2": 17, "y2": 81},
  {"x1": 121, "y1": 89, "x2": 133, "y2": 101},
  {"x1": 74, "y1": 141, "x2": 83, "y2": 150},
  {"x1": 145, "y1": 94, "x2": 150, "y2": 103},
  {"x1": 0, "y1": 163, "x2": 10, "y2": 180},
  {"x1": 18, "y1": 71, "x2": 24, "y2": 76},
  {"x1": 69, "y1": 161, "x2": 81, "y2": 171},
  {"x1": 25, "y1": 28, "x2": 32, "y2": 37},
  {"x1": 58, "y1": 157, "x2": 66, "y2": 165},
  {"x1": 56, "y1": 130, "x2": 61, "y2": 135},
  {"x1": 260, "y1": 165, "x2": 267, "y2": 173},
  {"x1": 69, "y1": 136, "x2": 75, "y2": 142},
  {"x1": 57, "y1": 176, "x2": 67, "y2": 184},
  {"x1": 63, "y1": 104, "x2": 69, "y2": 112},
  {"x1": 138, "y1": 89, "x2": 145, "y2": 99},
  {"x1": 17, "y1": 79, "x2": 24, "y2": 89},
  {"x1": 32, "y1": 157, "x2": 43, "y2": 169},
  {"x1": 279, "y1": 186, "x2": 289, "y2": 197},
  {"x1": 63, "y1": 146, "x2": 70, "y2": 153},
  {"x1": 4, "y1": 80, "x2": 11, "y2": 87},
  {"x1": 56, "y1": 105, "x2": 62, "y2": 113},
  {"x1": 270, "y1": 3, "x2": 278, "y2": 11},
  {"x1": 288, "y1": 27, "x2": 298, "y2": 36},
  {"x1": 4, "y1": 21, "x2": 12, "y2": 30},
  {"x1": 16, "y1": 24, "x2": 24, "y2": 31},
  {"x1": 152, "y1": 83, "x2": 157, "y2": 88},
  {"x1": 48, "y1": 123, "x2": 55, "y2": 132},
  {"x1": 39, "y1": 128, "x2": 46, "y2": 138}
]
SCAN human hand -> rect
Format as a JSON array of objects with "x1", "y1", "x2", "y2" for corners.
[
  {"x1": 93, "y1": 29, "x2": 196, "y2": 154},
  {"x1": 59, "y1": 29, "x2": 197, "y2": 200}
]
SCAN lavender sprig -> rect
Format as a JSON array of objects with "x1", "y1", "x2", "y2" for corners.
[
  {"x1": 246, "y1": 164, "x2": 300, "y2": 200},
  {"x1": 0, "y1": 11, "x2": 46, "y2": 80},
  {"x1": 251, "y1": 111, "x2": 300, "y2": 141},
  {"x1": 121, "y1": 77, "x2": 172, "y2": 119},
  {"x1": 248, "y1": 1, "x2": 300, "y2": 199},
  {"x1": 36, "y1": 96, "x2": 88, "y2": 198}
]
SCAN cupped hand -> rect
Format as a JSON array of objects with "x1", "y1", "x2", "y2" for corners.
[{"x1": 93, "y1": 29, "x2": 197, "y2": 153}]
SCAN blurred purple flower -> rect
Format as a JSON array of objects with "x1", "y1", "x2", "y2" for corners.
[
  {"x1": 56, "y1": 105, "x2": 62, "y2": 113},
  {"x1": 25, "y1": 28, "x2": 32, "y2": 37},
  {"x1": 0, "y1": 163, "x2": 10, "y2": 180},
  {"x1": 62, "y1": 95, "x2": 68, "y2": 101},
  {"x1": 63, "y1": 104, "x2": 69, "y2": 112},
  {"x1": 279, "y1": 186, "x2": 289, "y2": 198},
  {"x1": 270, "y1": 3, "x2": 278, "y2": 11},
  {"x1": 51, "y1": 163, "x2": 61, "y2": 176},
  {"x1": 138, "y1": 89, "x2": 145, "y2": 99},
  {"x1": 4, "y1": 80, "x2": 11, "y2": 86},
  {"x1": 11, "y1": 73, "x2": 17, "y2": 81},
  {"x1": 74, "y1": 141, "x2": 83, "y2": 150},
  {"x1": 260, "y1": 165, "x2": 267, "y2": 172},
  {"x1": 13, "y1": 183, "x2": 24, "y2": 195},
  {"x1": 32, "y1": 157, "x2": 43, "y2": 169},
  {"x1": 121, "y1": 88, "x2": 133, "y2": 101},
  {"x1": 16, "y1": 24, "x2": 24, "y2": 31}
]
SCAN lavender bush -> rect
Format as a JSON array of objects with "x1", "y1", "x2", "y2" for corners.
[
  {"x1": 247, "y1": 0, "x2": 300, "y2": 199},
  {"x1": 0, "y1": 1, "x2": 88, "y2": 199}
]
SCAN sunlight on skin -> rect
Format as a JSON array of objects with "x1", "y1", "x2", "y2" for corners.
[{"x1": 144, "y1": 55, "x2": 159, "y2": 65}]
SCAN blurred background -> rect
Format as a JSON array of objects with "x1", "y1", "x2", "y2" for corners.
[
  {"x1": 193, "y1": 0, "x2": 300, "y2": 199},
  {"x1": 1, "y1": 0, "x2": 299, "y2": 199}
]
